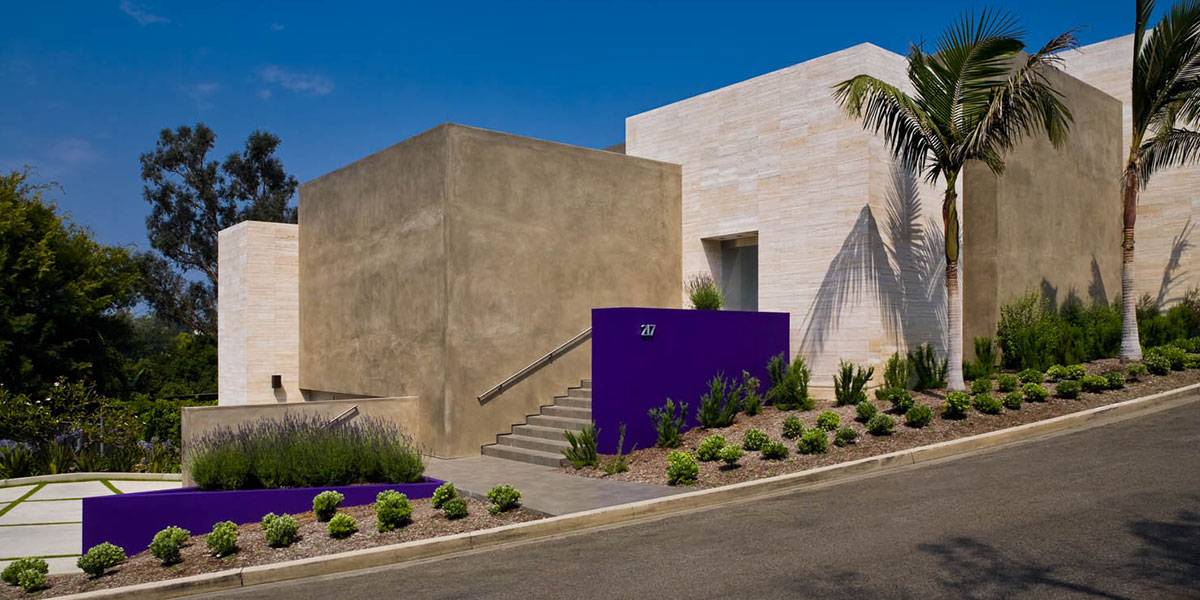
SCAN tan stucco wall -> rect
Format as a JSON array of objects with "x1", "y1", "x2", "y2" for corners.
[
  {"x1": 217, "y1": 221, "x2": 300, "y2": 405},
  {"x1": 1062, "y1": 34, "x2": 1200, "y2": 307},
  {"x1": 962, "y1": 64, "x2": 1124, "y2": 354},
  {"x1": 299, "y1": 124, "x2": 682, "y2": 457}
]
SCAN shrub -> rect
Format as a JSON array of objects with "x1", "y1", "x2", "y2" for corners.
[
  {"x1": 647, "y1": 398, "x2": 688, "y2": 448},
  {"x1": 889, "y1": 389, "x2": 915, "y2": 414},
  {"x1": 1148, "y1": 345, "x2": 1187, "y2": 370},
  {"x1": 719, "y1": 444, "x2": 744, "y2": 466},
  {"x1": 973, "y1": 393, "x2": 1002, "y2": 415},
  {"x1": 866, "y1": 414, "x2": 896, "y2": 435},
  {"x1": 833, "y1": 427, "x2": 858, "y2": 447},
  {"x1": 562, "y1": 423, "x2": 599, "y2": 469},
  {"x1": 964, "y1": 337, "x2": 998, "y2": 380},
  {"x1": 442, "y1": 498, "x2": 468, "y2": 519},
  {"x1": 1063, "y1": 364, "x2": 1087, "y2": 380},
  {"x1": 1022, "y1": 383, "x2": 1049, "y2": 403},
  {"x1": 815, "y1": 411, "x2": 840, "y2": 431},
  {"x1": 741, "y1": 428, "x2": 769, "y2": 451},
  {"x1": 1187, "y1": 353, "x2": 1200, "y2": 368},
  {"x1": 995, "y1": 374, "x2": 1019, "y2": 393},
  {"x1": 686, "y1": 273, "x2": 722, "y2": 310},
  {"x1": 697, "y1": 373, "x2": 740, "y2": 428},
  {"x1": 833, "y1": 361, "x2": 874, "y2": 406},
  {"x1": 909, "y1": 343, "x2": 948, "y2": 390},
  {"x1": 1080, "y1": 375, "x2": 1109, "y2": 394},
  {"x1": 188, "y1": 415, "x2": 424, "y2": 491},
  {"x1": 1046, "y1": 365, "x2": 1067, "y2": 381},
  {"x1": 313, "y1": 490, "x2": 345, "y2": 522},
  {"x1": 1055, "y1": 380, "x2": 1082, "y2": 399},
  {"x1": 1144, "y1": 352, "x2": 1171, "y2": 375},
  {"x1": 15, "y1": 569, "x2": 44, "y2": 592},
  {"x1": 262, "y1": 513, "x2": 299, "y2": 547},
  {"x1": 760, "y1": 440, "x2": 789, "y2": 460},
  {"x1": 905, "y1": 404, "x2": 933, "y2": 428},
  {"x1": 883, "y1": 352, "x2": 910, "y2": 390},
  {"x1": 797, "y1": 429, "x2": 829, "y2": 454},
  {"x1": 207, "y1": 521, "x2": 238, "y2": 557},
  {"x1": 997, "y1": 292, "x2": 1121, "y2": 370},
  {"x1": 327, "y1": 513, "x2": 357, "y2": 539},
  {"x1": 667, "y1": 451, "x2": 699, "y2": 485},
  {"x1": 943, "y1": 391, "x2": 971, "y2": 419},
  {"x1": 78, "y1": 542, "x2": 126, "y2": 577},
  {"x1": 696, "y1": 434, "x2": 727, "y2": 462},
  {"x1": 376, "y1": 490, "x2": 414, "y2": 530},
  {"x1": 1137, "y1": 291, "x2": 1200, "y2": 346},
  {"x1": 1126, "y1": 362, "x2": 1148, "y2": 381},
  {"x1": 781, "y1": 415, "x2": 804, "y2": 439},
  {"x1": 855, "y1": 401, "x2": 878, "y2": 423},
  {"x1": 740, "y1": 371, "x2": 764, "y2": 416},
  {"x1": 602, "y1": 423, "x2": 632, "y2": 475},
  {"x1": 487, "y1": 484, "x2": 522, "y2": 512},
  {"x1": 766, "y1": 353, "x2": 814, "y2": 410},
  {"x1": 150, "y1": 526, "x2": 189, "y2": 565},
  {"x1": 1018, "y1": 368, "x2": 1044, "y2": 384},
  {"x1": 2, "y1": 558, "x2": 48, "y2": 590},
  {"x1": 969, "y1": 378, "x2": 993, "y2": 395},
  {"x1": 1002, "y1": 392, "x2": 1024, "y2": 410},
  {"x1": 431, "y1": 482, "x2": 458, "y2": 509},
  {"x1": 1102, "y1": 370, "x2": 1126, "y2": 389}
]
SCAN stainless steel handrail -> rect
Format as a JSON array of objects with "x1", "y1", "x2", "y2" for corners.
[
  {"x1": 477, "y1": 327, "x2": 592, "y2": 404},
  {"x1": 326, "y1": 405, "x2": 359, "y2": 427}
]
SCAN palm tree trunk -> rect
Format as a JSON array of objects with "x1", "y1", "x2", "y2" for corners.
[
  {"x1": 1119, "y1": 162, "x2": 1142, "y2": 361},
  {"x1": 943, "y1": 177, "x2": 966, "y2": 391}
]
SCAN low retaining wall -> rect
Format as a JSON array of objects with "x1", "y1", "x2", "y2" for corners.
[
  {"x1": 591, "y1": 308, "x2": 790, "y2": 453},
  {"x1": 81, "y1": 478, "x2": 444, "y2": 556}
]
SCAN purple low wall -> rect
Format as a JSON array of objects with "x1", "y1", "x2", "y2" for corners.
[
  {"x1": 82, "y1": 478, "x2": 443, "y2": 555},
  {"x1": 591, "y1": 308, "x2": 789, "y2": 454}
]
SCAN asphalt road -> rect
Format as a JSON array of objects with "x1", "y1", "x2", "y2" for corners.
[{"x1": 206, "y1": 399, "x2": 1200, "y2": 599}]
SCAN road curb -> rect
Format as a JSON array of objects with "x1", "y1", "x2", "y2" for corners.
[
  {"x1": 0, "y1": 473, "x2": 182, "y2": 488},
  {"x1": 56, "y1": 382, "x2": 1200, "y2": 599}
]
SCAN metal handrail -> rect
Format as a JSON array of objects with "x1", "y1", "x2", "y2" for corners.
[
  {"x1": 326, "y1": 405, "x2": 359, "y2": 428},
  {"x1": 477, "y1": 327, "x2": 592, "y2": 404}
]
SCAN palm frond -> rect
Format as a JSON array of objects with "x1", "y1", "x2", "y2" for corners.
[
  {"x1": 1139, "y1": 127, "x2": 1200, "y2": 182},
  {"x1": 1134, "y1": 0, "x2": 1200, "y2": 139},
  {"x1": 933, "y1": 9, "x2": 1027, "y2": 134},
  {"x1": 832, "y1": 74, "x2": 938, "y2": 176}
]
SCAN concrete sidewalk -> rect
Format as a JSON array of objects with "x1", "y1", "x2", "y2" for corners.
[{"x1": 425, "y1": 455, "x2": 679, "y2": 515}]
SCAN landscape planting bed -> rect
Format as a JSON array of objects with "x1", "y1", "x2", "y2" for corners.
[{"x1": 564, "y1": 362, "x2": 1200, "y2": 487}]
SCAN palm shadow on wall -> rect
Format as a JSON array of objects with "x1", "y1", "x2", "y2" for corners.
[
  {"x1": 800, "y1": 162, "x2": 946, "y2": 358},
  {"x1": 1156, "y1": 218, "x2": 1194, "y2": 306}
]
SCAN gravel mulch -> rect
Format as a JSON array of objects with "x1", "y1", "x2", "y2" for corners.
[
  {"x1": 0, "y1": 497, "x2": 539, "y2": 599},
  {"x1": 562, "y1": 363, "x2": 1200, "y2": 487}
]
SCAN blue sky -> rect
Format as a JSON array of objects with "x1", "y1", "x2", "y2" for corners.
[{"x1": 1, "y1": 1, "x2": 1151, "y2": 248}]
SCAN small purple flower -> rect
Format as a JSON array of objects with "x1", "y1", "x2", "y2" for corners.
[{"x1": 138, "y1": 440, "x2": 153, "y2": 452}]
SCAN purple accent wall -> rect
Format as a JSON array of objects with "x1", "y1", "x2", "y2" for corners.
[
  {"x1": 591, "y1": 308, "x2": 789, "y2": 454},
  {"x1": 81, "y1": 478, "x2": 443, "y2": 556}
]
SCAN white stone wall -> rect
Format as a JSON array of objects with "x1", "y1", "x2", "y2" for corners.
[
  {"x1": 1062, "y1": 35, "x2": 1200, "y2": 307},
  {"x1": 626, "y1": 43, "x2": 946, "y2": 388},
  {"x1": 217, "y1": 221, "x2": 300, "y2": 405}
]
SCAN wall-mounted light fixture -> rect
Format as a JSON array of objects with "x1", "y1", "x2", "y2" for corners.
[{"x1": 271, "y1": 375, "x2": 282, "y2": 389}]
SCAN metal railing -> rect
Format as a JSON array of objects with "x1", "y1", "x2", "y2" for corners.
[
  {"x1": 477, "y1": 327, "x2": 592, "y2": 404},
  {"x1": 325, "y1": 405, "x2": 359, "y2": 428}
]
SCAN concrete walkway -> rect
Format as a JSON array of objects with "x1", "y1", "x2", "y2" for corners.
[
  {"x1": 0, "y1": 479, "x2": 181, "y2": 574},
  {"x1": 424, "y1": 456, "x2": 679, "y2": 515}
]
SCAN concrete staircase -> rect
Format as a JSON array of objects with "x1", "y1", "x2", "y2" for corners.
[{"x1": 480, "y1": 379, "x2": 592, "y2": 467}]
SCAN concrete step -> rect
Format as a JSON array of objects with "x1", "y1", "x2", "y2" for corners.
[
  {"x1": 540, "y1": 405, "x2": 591, "y2": 419},
  {"x1": 527, "y1": 414, "x2": 590, "y2": 430},
  {"x1": 498, "y1": 433, "x2": 571, "y2": 454},
  {"x1": 512, "y1": 424, "x2": 575, "y2": 440},
  {"x1": 481, "y1": 443, "x2": 568, "y2": 468},
  {"x1": 554, "y1": 396, "x2": 592, "y2": 410},
  {"x1": 566, "y1": 387, "x2": 591, "y2": 398},
  {"x1": 581, "y1": 379, "x2": 591, "y2": 387}
]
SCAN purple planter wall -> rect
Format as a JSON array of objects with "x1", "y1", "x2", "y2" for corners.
[
  {"x1": 591, "y1": 308, "x2": 789, "y2": 454},
  {"x1": 81, "y1": 478, "x2": 443, "y2": 556}
]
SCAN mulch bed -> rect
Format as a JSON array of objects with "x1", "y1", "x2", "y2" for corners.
[
  {"x1": 563, "y1": 361, "x2": 1200, "y2": 487},
  {"x1": 0, "y1": 497, "x2": 539, "y2": 599}
]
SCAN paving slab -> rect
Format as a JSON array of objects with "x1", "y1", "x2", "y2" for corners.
[
  {"x1": 0, "y1": 523, "x2": 80, "y2": 559},
  {"x1": 0, "y1": 499, "x2": 81, "y2": 525},
  {"x1": 0, "y1": 555, "x2": 82, "y2": 575},
  {"x1": 0, "y1": 485, "x2": 36, "y2": 503},
  {"x1": 26, "y1": 480, "x2": 114, "y2": 501},
  {"x1": 425, "y1": 455, "x2": 681, "y2": 516},
  {"x1": 109, "y1": 480, "x2": 183, "y2": 494}
]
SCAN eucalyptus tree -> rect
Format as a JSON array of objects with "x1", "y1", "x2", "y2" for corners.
[
  {"x1": 832, "y1": 11, "x2": 1076, "y2": 390},
  {"x1": 1117, "y1": 0, "x2": 1200, "y2": 360}
]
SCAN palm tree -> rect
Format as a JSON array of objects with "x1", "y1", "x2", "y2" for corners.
[
  {"x1": 832, "y1": 11, "x2": 1076, "y2": 390},
  {"x1": 1118, "y1": 0, "x2": 1200, "y2": 361}
]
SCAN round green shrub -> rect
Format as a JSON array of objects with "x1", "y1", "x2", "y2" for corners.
[
  {"x1": 973, "y1": 393, "x2": 1002, "y2": 415},
  {"x1": 2, "y1": 557, "x2": 48, "y2": 589},
  {"x1": 815, "y1": 411, "x2": 840, "y2": 431},
  {"x1": 1018, "y1": 368, "x2": 1044, "y2": 384},
  {"x1": 996, "y1": 374, "x2": 1019, "y2": 393},
  {"x1": 943, "y1": 391, "x2": 971, "y2": 419},
  {"x1": 442, "y1": 497, "x2": 468, "y2": 519},
  {"x1": 890, "y1": 389, "x2": 915, "y2": 414},
  {"x1": 687, "y1": 274, "x2": 722, "y2": 310},
  {"x1": 376, "y1": 490, "x2": 414, "y2": 531},
  {"x1": 1144, "y1": 353, "x2": 1171, "y2": 375},
  {"x1": 328, "y1": 513, "x2": 358, "y2": 539},
  {"x1": 905, "y1": 404, "x2": 932, "y2": 428},
  {"x1": 1055, "y1": 379, "x2": 1082, "y2": 399},
  {"x1": 15, "y1": 568, "x2": 45, "y2": 592},
  {"x1": 718, "y1": 444, "x2": 744, "y2": 466},
  {"x1": 781, "y1": 415, "x2": 804, "y2": 439},
  {"x1": 667, "y1": 451, "x2": 699, "y2": 485},
  {"x1": 1064, "y1": 365, "x2": 1087, "y2": 380},
  {"x1": 1187, "y1": 353, "x2": 1200, "y2": 369},
  {"x1": 760, "y1": 440, "x2": 789, "y2": 460},
  {"x1": 487, "y1": 484, "x2": 522, "y2": 512},
  {"x1": 150, "y1": 526, "x2": 190, "y2": 565},
  {"x1": 741, "y1": 428, "x2": 769, "y2": 451},
  {"x1": 855, "y1": 401, "x2": 878, "y2": 423},
  {"x1": 833, "y1": 426, "x2": 858, "y2": 447},
  {"x1": 1002, "y1": 392, "x2": 1024, "y2": 410},
  {"x1": 1126, "y1": 363, "x2": 1148, "y2": 381},
  {"x1": 1151, "y1": 345, "x2": 1187, "y2": 370},
  {"x1": 206, "y1": 521, "x2": 238, "y2": 557},
  {"x1": 431, "y1": 482, "x2": 458, "y2": 509},
  {"x1": 1046, "y1": 364, "x2": 1067, "y2": 381},
  {"x1": 970, "y1": 378, "x2": 993, "y2": 395},
  {"x1": 797, "y1": 429, "x2": 829, "y2": 454},
  {"x1": 262, "y1": 513, "x2": 300, "y2": 547},
  {"x1": 1103, "y1": 370, "x2": 1126, "y2": 389},
  {"x1": 695, "y1": 434, "x2": 727, "y2": 462},
  {"x1": 874, "y1": 386, "x2": 897, "y2": 403},
  {"x1": 1080, "y1": 375, "x2": 1108, "y2": 394},
  {"x1": 1022, "y1": 383, "x2": 1049, "y2": 403},
  {"x1": 77, "y1": 542, "x2": 126, "y2": 577},
  {"x1": 313, "y1": 490, "x2": 345, "y2": 522},
  {"x1": 487, "y1": 503, "x2": 502, "y2": 516},
  {"x1": 866, "y1": 413, "x2": 896, "y2": 435}
]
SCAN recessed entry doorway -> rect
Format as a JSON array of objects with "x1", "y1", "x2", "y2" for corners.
[{"x1": 704, "y1": 232, "x2": 758, "y2": 311}]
